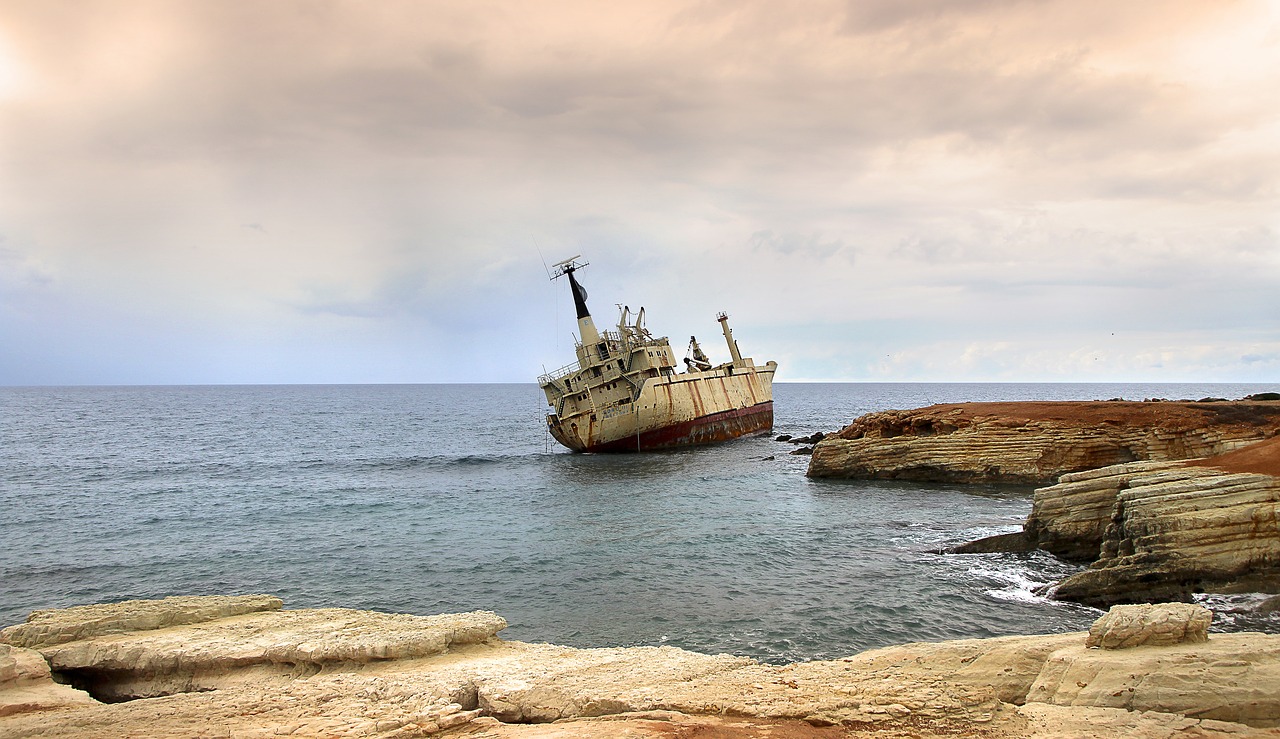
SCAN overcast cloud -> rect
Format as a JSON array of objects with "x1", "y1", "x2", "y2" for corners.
[{"x1": 1, "y1": 0, "x2": 1277, "y2": 384}]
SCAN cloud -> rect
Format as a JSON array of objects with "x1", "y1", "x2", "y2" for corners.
[{"x1": 0, "y1": 0, "x2": 1277, "y2": 383}]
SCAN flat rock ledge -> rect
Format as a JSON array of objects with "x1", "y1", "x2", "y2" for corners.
[
  {"x1": 807, "y1": 400, "x2": 1280, "y2": 484},
  {"x1": 4, "y1": 596, "x2": 1280, "y2": 738},
  {"x1": 3, "y1": 600, "x2": 507, "y2": 703},
  {"x1": 0, "y1": 594, "x2": 284, "y2": 649}
]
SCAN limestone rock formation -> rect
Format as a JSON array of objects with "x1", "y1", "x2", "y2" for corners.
[
  {"x1": 4, "y1": 600, "x2": 507, "y2": 702},
  {"x1": 3, "y1": 596, "x2": 1280, "y2": 737},
  {"x1": 1085, "y1": 603, "x2": 1212, "y2": 649},
  {"x1": 807, "y1": 400, "x2": 1280, "y2": 484},
  {"x1": 1028, "y1": 632, "x2": 1280, "y2": 727},
  {"x1": 0, "y1": 594, "x2": 284, "y2": 649},
  {"x1": 0, "y1": 644, "x2": 95, "y2": 718},
  {"x1": 1024, "y1": 460, "x2": 1186, "y2": 562},
  {"x1": 1027, "y1": 457, "x2": 1280, "y2": 608}
]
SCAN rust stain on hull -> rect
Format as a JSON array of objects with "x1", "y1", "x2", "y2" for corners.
[{"x1": 582, "y1": 402, "x2": 774, "y2": 453}]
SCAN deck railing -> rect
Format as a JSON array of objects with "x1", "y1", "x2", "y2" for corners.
[{"x1": 538, "y1": 361, "x2": 580, "y2": 386}]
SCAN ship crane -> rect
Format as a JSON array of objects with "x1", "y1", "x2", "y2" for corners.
[{"x1": 684, "y1": 336, "x2": 713, "y2": 372}]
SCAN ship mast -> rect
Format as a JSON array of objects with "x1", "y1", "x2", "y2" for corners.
[
  {"x1": 550, "y1": 255, "x2": 601, "y2": 347},
  {"x1": 717, "y1": 312, "x2": 743, "y2": 366}
]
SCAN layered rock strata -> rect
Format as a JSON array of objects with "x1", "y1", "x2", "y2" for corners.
[
  {"x1": 0, "y1": 594, "x2": 284, "y2": 649},
  {"x1": 3, "y1": 597, "x2": 1280, "y2": 737},
  {"x1": 807, "y1": 401, "x2": 1280, "y2": 484},
  {"x1": 956, "y1": 434, "x2": 1277, "y2": 607},
  {"x1": 6, "y1": 605, "x2": 507, "y2": 702},
  {"x1": 1045, "y1": 464, "x2": 1280, "y2": 608}
]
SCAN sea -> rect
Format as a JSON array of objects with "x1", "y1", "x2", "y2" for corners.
[{"x1": 2, "y1": 382, "x2": 1277, "y2": 664}]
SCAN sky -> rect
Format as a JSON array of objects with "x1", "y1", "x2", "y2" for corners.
[{"x1": 1, "y1": 0, "x2": 1278, "y2": 384}]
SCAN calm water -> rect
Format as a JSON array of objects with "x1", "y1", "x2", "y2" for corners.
[{"x1": 2, "y1": 382, "x2": 1276, "y2": 663}]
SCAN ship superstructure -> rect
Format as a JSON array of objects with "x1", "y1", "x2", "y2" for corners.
[{"x1": 538, "y1": 257, "x2": 777, "y2": 452}]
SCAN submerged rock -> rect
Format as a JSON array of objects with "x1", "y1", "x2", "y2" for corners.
[{"x1": 946, "y1": 531, "x2": 1035, "y2": 554}]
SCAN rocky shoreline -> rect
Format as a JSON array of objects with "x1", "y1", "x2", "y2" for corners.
[
  {"x1": 802, "y1": 398, "x2": 1280, "y2": 611},
  {"x1": 6, "y1": 397, "x2": 1278, "y2": 736},
  {"x1": 4, "y1": 595, "x2": 1280, "y2": 737}
]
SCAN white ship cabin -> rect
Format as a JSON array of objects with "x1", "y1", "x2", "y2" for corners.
[{"x1": 538, "y1": 305, "x2": 680, "y2": 422}]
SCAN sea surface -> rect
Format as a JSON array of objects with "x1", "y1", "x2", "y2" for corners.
[{"x1": 2, "y1": 382, "x2": 1277, "y2": 664}]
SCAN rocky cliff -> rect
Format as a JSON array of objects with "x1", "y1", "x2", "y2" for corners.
[
  {"x1": 3, "y1": 596, "x2": 1279, "y2": 737},
  {"x1": 807, "y1": 400, "x2": 1280, "y2": 484},
  {"x1": 1022, "y1": 435, "x2": 1280, "y2": 608}
]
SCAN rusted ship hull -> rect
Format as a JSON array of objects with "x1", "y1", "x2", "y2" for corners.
[{"x1": 562, "y1": 400, "x2": 774, "y2": 453}]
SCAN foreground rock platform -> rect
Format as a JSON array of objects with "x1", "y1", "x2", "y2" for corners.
[
  {"x1": 3, "y1": 596, "x2": 1280, "y2": 737},
  {"x1": 807, "y1": 400, "x2": 1280, "y2": 484}
]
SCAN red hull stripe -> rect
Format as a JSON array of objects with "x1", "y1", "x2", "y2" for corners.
[{"x1": 581, "y1": 401, "x2": 774, "y2": 453}]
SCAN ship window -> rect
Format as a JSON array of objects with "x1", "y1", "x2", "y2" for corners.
[
  {"x1": 592, "y1": 366, "x2": 602, "y2": 377},
  {"x1": 597, "y1": 343, "x2": 610, "y2": 360}
]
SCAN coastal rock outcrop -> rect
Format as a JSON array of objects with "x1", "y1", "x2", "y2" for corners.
[
  {"x1": 4, "y1": 596, "x2": 1280, "y2": 737},
  {"x1": 1022, "y1": 461, "x2": 1185, "y2": 562},
  {"x1": 1021, "y1": 436, "x2": 1280, "y2": 608},
  {"x1": 807, "y1": 400, "x2": 1280, "y2": 484}
]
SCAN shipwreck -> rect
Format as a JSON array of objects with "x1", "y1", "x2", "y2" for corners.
[{"x1": 538, "y1": 257, "x2": 777, "y2": 452}]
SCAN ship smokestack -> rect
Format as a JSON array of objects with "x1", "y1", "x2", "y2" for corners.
[
  {"x1": 563, "y1": 264, "x2": 601, "y2": 346},
  {"x1": 566, "y1": 267, "x2": 590, "y2": 320},
  {"x1": 718, "y1": 312, "x2": 743, "y2": 366}
]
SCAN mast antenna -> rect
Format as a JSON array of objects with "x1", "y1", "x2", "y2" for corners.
[
  {"x1": 533, "y1": 238, "x2": 552, "y2": 280},
  {"x1": 549, "y1": 254, "x2": 587, "y2": 279}
]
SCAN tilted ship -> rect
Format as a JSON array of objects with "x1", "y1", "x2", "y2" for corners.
[{"x1": 538, "y1": 257, "x2": 777, "y2": 452}]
